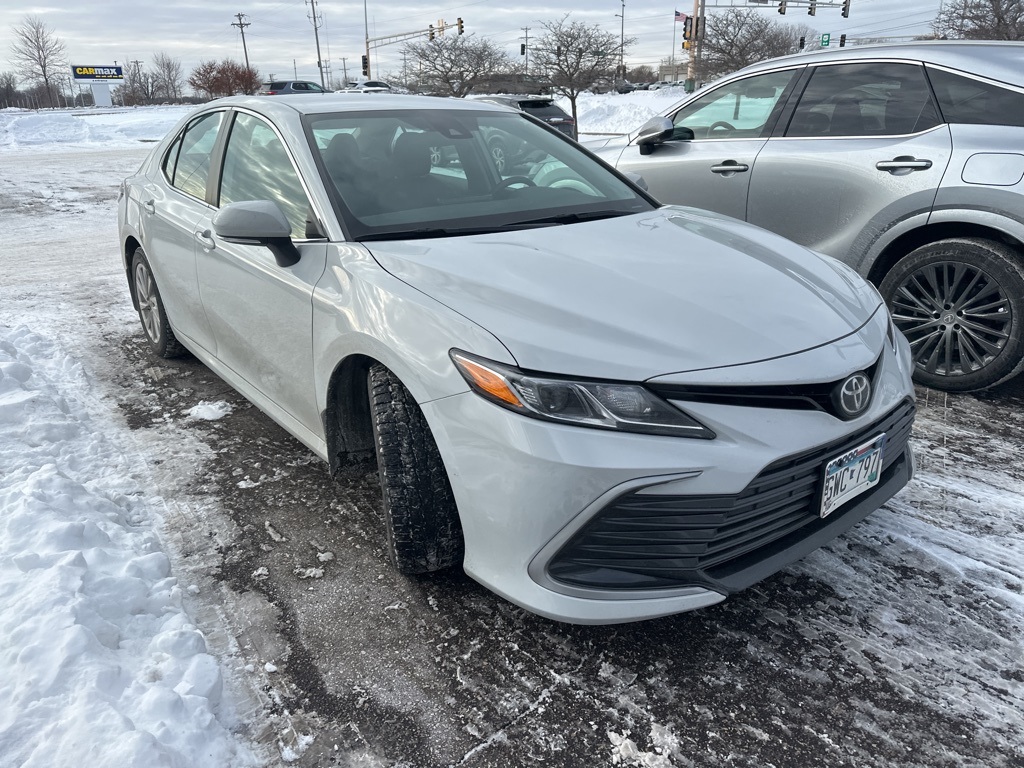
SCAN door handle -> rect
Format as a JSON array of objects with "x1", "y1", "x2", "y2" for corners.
[
  {"x1": 876, "y1": 157, "x2": 933, "y2": 173},
  {"x1": 143, "y1": 199, "x2": 155, "y2": 214},
  {"x1": 195, "y1": 229, "x2": 216, "y2": 250},
  {"x1": 710, "y1": 161, "x2": 749, "y2": 175}
]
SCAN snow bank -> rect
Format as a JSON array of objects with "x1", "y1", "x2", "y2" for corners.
[
  {"x1": 0, "y1": 326, "x2": 258, "y2": 767},
  {"x1": 0, "y1": 106, "x2": 195, "y2": 152}
]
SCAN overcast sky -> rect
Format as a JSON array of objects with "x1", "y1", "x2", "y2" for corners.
[{"x1": 1, "y1": 0, "x2": 943, "y2": 86}]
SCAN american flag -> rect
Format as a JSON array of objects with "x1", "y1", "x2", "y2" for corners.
[{"x1": 674, "y1": 10, "x2": 688, "y2": 22}]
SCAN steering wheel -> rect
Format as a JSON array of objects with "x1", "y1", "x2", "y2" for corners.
[
  {"x1": 495, "y1": 176, "x2": 537, "y2": 191},
  {"x1": 709, "y1": 121, "x2": 736, "y2": 133}
]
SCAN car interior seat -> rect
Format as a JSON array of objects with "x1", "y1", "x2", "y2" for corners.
[{"x1": 829, "y1": 97, "x2": 867, "y2": 136}]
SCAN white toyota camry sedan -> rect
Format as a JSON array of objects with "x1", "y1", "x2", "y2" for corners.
[{"x1": 118, "y1": 94, "x2": 916, "y2": 623}]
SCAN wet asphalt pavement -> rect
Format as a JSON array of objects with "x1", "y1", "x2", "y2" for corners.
[{"x1": 105, "y1": 330, "x2": 1024, "y2": 768}]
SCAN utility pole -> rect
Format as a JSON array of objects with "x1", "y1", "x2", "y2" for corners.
[
  {"x1": 305, "y1": 0, "x2": 326, "y2": 87},
  {"x1": 342, "y1": 57, "x2": 349, "y2": 86},
  {"x1": 231, "y1": 13, "x2": 251, "y2": 68}
]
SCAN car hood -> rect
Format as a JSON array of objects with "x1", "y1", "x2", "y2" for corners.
[{"x1": 366, "y1": 206, "x2": 883, "y2": 381}]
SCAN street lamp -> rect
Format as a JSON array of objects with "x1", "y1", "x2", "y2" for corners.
[{"x1": 614, "y1": 0, "x2": 625, "y2": 79}]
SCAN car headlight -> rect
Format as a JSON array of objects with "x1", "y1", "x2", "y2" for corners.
[{"x1": 450, "y1": 350, "x2": 715, "y2": 439}]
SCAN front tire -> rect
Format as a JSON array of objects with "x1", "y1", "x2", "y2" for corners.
[
  {"x1": 879, "y1": 238, "x2": 1024, "y2": 391},
  {"x1": 132, "y1": 248, "x2": 186, "y2": 359},
  {"x1": 368, "y1": 364, "x2": 463, "y2": 574}
]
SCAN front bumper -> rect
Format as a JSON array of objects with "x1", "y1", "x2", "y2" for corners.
[{"x1": 422, "y1": 337, "x2": 915, "y2": 624}]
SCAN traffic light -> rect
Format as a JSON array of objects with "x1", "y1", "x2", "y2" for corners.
[
  {"x1": 807, "y1": 0, "x2": 816, "y2": 15},
  {"x1": 683, "y1": 41, "x2": 691, "y2": 50},
  {"x1": 839, "y1": 34, "x2": 847, "y2": 47},
  {"x1": 520, "y1": 43, "x2": 526, "y2": 55},
  {"x1": 457, "y1": 17, "x2": 464, "y2": 34},
  {"x1": 361, "y1": 54, "x2": 368, "y2": 75},
  {"x1": 428, "y1": 24, "x2": 435, "y2": 41},
  {"x1": 556, "y1": 46, "x2": 562, "y2": 57},
  {"x1": 799, "y1": 36, "x2": 805, "y2": 49},
  {"x1": 777, "y1": 1, "x2": 787, "y2": 14},
  {"x1": 842, "y1": 0, "x2": 851, "y2": 17},
  {"x1": 683, "y1": 16, "x2": 693, "y2": 40}
]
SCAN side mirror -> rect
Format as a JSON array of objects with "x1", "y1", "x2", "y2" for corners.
[
  {"x1": 213, "y1": 200, "x2": 300, "y2": 267},
  {"x1": 635, "y1": 116, "x2": 675, "y2": 156}
]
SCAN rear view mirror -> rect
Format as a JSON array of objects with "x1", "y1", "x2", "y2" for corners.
[
  {"x1": 213, "y1": 200, "x2": 300, "y2": 267},
  {"x1": 635, "y1": 116, "x2": 674, "y2": 156}
]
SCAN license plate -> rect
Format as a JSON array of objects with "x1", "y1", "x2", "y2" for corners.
[{"x1": 820, "y1": 434, "x2": 886, "y2": 518}]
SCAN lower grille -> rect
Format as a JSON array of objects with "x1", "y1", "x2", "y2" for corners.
[{"x1": 548, "y1": 399, "x2": 915, "y2": 593}]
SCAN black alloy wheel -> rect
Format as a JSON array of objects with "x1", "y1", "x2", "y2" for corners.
[{"x1": 880, "y1": 238, "x2": 1024, "y2": 391}]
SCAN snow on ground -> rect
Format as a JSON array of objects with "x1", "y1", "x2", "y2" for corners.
[{"x1": 0, "y1": 327, "x2": 259, "y2": 767}]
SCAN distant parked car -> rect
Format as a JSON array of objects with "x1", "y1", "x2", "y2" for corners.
[
  {"x1": 589, "y1": 41, "x2": 1024, "y2": 391},
  {"x1": 117, "y1": 92, "x2": 915, "y2": 624},
  {"x1": 343, "y1": 80, "x2": 392, "y2": 93},
  {"x1": 259, "y1": 80, "x2": 331, "y2": 95},
  {"x1": 648, "y1": 80, "x2": 675, "y2": 91}
]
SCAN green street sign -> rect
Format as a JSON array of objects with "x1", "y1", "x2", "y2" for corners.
[{"x1": 821, "y1": 33, "x2": 831, "y2": 47}]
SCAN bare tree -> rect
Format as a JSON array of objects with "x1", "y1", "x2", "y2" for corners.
[
  {"x1": 151, "y1": 52, "x2": 185, "y2": 101},
  {"x1": 532, "y1": 17, "x2": 630, "y2": 123},
  {"x1": 0, "y1": 71, "x2": 19, "y2": 108},
  {"x1": 402, "y1": 35, "x2": 509, "y2": 97},
  {"x1": 627, "y1": 64, "x2": 656, "y2": 84},
  {"x1": 933, "y1": 0, "x2": 1024, "y2": 39},
  {"x1": 699, "y1": 9, "x2": 810, "y2": 82},
  {"x1": 188, "y1": 59, "x2": 260, "y2": 100},
  {"x1": 9, "y1": 15, "x2": 67, "y2": 108}
]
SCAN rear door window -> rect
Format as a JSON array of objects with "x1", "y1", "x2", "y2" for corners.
[
  {"x1": 787, "y1": 62, "x2": 941, "y2": 137},
  {"x1": 927, "y1": 67, "x2": 1024, "y2": 127},
  {"x1": 163, "y1": 111, "x2": 225, "y2": 200}
]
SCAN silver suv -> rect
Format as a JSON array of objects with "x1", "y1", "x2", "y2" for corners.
[{"x1": 589, "y1": 42, "x2": 1024, "y2": 391}]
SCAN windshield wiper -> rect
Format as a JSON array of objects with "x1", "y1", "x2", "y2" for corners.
[
  {"x1": 359, "y1": 226, "x2": 515, "y2": 241},
  {"x1": 506, "y1": 209, "x2": 637, "y2": 227}
]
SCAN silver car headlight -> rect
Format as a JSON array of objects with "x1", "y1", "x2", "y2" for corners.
[{"x1": 450, "y1": 350, "x2": 715, "y2": 439}]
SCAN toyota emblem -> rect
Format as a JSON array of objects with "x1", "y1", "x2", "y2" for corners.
[{"x1": 833, "y1": 372, "x2": 872, "y2": 419}]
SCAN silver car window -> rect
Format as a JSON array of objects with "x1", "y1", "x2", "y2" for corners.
[
  {"x1": 669, "y1": 69, "x2": 797, "y2": 140},
  {"x1": 786, "y1": 62, "x2": 941, "y2": 138},
  {"x1": 164, "y1": 111, "x2": 224, "y2": 200},
  {"x1": 927, "y1": 67, "x2": 1024, "y2": 127},
  {"x1": 219, "y1": 112, "x2": 314, "y2": 240}
]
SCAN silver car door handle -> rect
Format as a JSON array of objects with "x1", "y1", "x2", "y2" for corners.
[
  {"x1": 143, "y1": 199, "x2": 155, "y2": 214},
  {"x1": 195, "y1": 229, "x2": 216, "y2": 250},
  {"x1": 876, "y1": 158, "x2": 933, "y2": 172},
  {"x1": 710, "y1": 162, "x2": 749, "y2": 174}
]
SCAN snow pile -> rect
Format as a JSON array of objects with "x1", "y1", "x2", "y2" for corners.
[
  {"x1": 564, "y1": 90, "x2": 689, "y2": 136},
  {"x1": 0, "y1": 106, "x2": 194, "y2": 151},
  {"x1": 185, "y1": 400, "x2": 234, "y2": 421},
  {"x1": 0, "y1": 326, "x2": 258, "y2": 767}
]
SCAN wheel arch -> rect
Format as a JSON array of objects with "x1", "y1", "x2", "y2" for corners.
[
  {"x1": 123, "y1": 235, "x2": 143, "y2": 309},
  {"x1": 867, "y1": 222, "x2": 1024, "y2": 286},
  {"x1": 322, "y1": 352, "x2": 377, "y2": 475}
]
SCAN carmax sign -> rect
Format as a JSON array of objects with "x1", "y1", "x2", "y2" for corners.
[{"x1": 72, "y1": 65, "x2": 124, "y2": 81}]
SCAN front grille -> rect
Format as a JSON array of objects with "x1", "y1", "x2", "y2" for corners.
[
  {"x1": 647, "y1": 356, "x2": 881, "y2": 420},
  {"x1": 548, "y1": 398, "x2": 915, "y2": 593}
]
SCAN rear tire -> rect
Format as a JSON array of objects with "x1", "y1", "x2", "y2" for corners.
[
  {"x1": 368, "y1": 364, "x2": 463, "y2": 574},
  {"x1": 879, "y1": 238, "x2": 1024, "y2": 391},
  {"x1": 131, "y1": 248, "x2": 186, "y2": 359}
]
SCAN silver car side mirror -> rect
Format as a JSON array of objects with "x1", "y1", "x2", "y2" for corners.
[
  {"x1": 213, "y1": 200, "x2": 300, "y2": 267},
  {"x1": 635, "y1": 116, "x2": 674, "y2": 156}
]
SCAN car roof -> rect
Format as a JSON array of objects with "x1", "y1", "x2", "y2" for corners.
[
  {"x1": 205, "y1": 92, "x2": 508, "y2": 118},
  {"x1": 735, "y1": 41, "x2": 1024, "y2": 87}
]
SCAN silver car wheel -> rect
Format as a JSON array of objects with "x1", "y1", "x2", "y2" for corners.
[{"x1": 135, "y1": 260, "x2": 161, "y2": 345}]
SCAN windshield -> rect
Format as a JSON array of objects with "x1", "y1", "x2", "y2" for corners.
[{"x1": 306, "y1": 109, "x2": 653, "y2": 240}]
